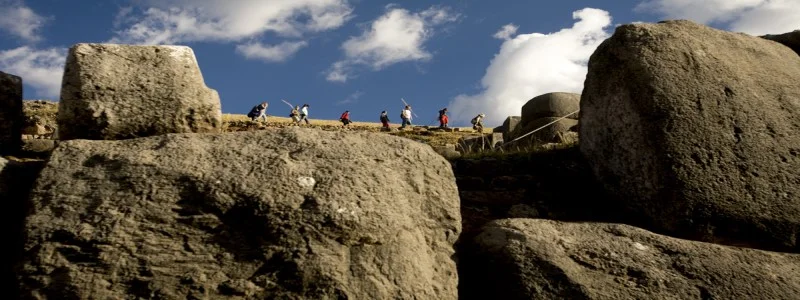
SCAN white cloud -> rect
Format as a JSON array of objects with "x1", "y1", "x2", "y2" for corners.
[
  {"x1": 236, "y1": 41, "x2": 309, "y2": 62},
  {"x1": 448, "y1": 8, "x2": 612, "y2": 127},
  {"x1": 0, "y1": 46, "x2": 66, "y2": 99},
  {"x1": 0, "y1": 0, "x2": 48, "y2": 42},
  {"x1": 111, "y1": 0, "x2": 354, "y2": 44},
  {"x1": 337, "y1": 90, "x2": 364, "y2": 105},
  {"x1": 636, "y1": 0, "x2": 800, "y2": 35},
  {"x1": 493, "y1": 24, "x2": 519, "y2": 40},
  {"x1": 325, "y1": 5, "x2": 459, "y2": 82}
]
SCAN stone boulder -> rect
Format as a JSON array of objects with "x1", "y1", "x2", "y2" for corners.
[
  {"x1": 0, "y1": 157, "x2": 44, "y2": 296},
  {"x1": 433, "y1": 144, "x2": 461, "y2": 159},
  {"x1": 509, "y1": 117, "x2": 578, "y2": 147},
  {"x1": 580, "y1": 20, "x2": 800, "y2": 251},
  {"x1": 461, "y1": 219, "x2": 800, "y2": 300},
  {"x1": 0, "y1": 71, "x2": 22, "y2": 155},
  {"x1": 19, "y1": 128, "x2": 461, "y2": 299},
  {"x1": 520, "y1": 93, "x2": 580, "y2": 128},
  {"x1": 57, "y1": 43, "x2": 222, "y2": 141},
  {"x1": 22, "y1": 100, "x2": 58, "y2": 138},
  {"x1": 500, "y1": 116, "x2": 521, "y2": 140},
  {"x1": 763, "y1": 30, "x2": 800, "y2": 56}
]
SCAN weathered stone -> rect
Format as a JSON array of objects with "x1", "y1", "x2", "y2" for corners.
[
  {"x1": 520, "y1": 93, "x2": 580, "y2": 128},
  {"x1": 22, "y1": 100, "x2": 58, "y2": 139},
  {"x1": 580, "y1": 20, "x2": 800, "y2": 251},
  {"x1": 57, "y1": 43, "x2": 222, "y2": 140},
  {"x1": 21, "y1": 124, "x2": 47, "y2": 136},
  {"x1": 20, "y1": 128, "x2": 460, "y2": 299},
  {"x1": 462, "y1": 219, "x2": 800, "y2": 300},
  {"x1": 763, "y1": 30, "x2": 800, "y2": 56},
  {"x1": 0, "y1": 71, "x2": 23, "y2": 155},
  {"x1": 509, "y1": 117, "x2": 578, "y2": 146},
  {"x1": 501, "y1": 116, "x2": 521, "y2": 140},
  {"x1": 433, "y1": 144, "x2": 461, "y2": 159},
  {"x1": 20, "y1": 139, "x2": 56, "y2": 158},
  {"x1": 0, "y1": 157, "x2": 45, "y2": 297}
]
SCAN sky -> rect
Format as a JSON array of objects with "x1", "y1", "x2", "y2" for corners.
[{"x1": 1, "y1": 0, "x2": 798, "y2": 126}]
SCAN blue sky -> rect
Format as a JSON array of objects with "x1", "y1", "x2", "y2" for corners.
[{"x1": 1, "y1": 0, "x2": 798, "y2": 126}]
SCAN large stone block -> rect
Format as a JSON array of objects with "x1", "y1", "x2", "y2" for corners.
[
  {"x1": 57, "y1": 43, "x2": 222, "y2": 140},
  {"x1": 0, "y1": 71, "x2": 23, "y2": 154},
  {"x1": 580, "y1": 20, "x2": 800, "y2": 251},
  {"x1": 462, "y1": 219, "x2": 800, "y2": 299},
  {"x1": 520, "y1": 92, "x2": 580, "y2": 128},
  {"x1": 20, "y1": 128, "x2": 461, "y2": 299}
]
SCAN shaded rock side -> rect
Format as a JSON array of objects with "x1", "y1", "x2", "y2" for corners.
[
  {"x1": 19, "y1": 128, "x2": 461, "y2": 299},
  {"x1": 501, "y1": 116, "x2": 521, "y2": 140},
  {"x1": 763, "y1": 30, "x2": 800, "y2": 56},
  {"x1": 0, "y1": 71, "x2": 23, "y2": 155},
  {"x1": 462, "y1": 219, "x2": 800, "y2": 300},
  {"x1": 509, "y1": 117, "x2": 578, "y2": 147},
  {"x1": 580, "y1": 20, "x2": 800, "y2": 251},
  {"x1": 0, "y1": 157, "x2": 45, "y2": 297},
  {"x1": 57, "y1": 43, "x2": 222, "y2": 140},
  {"x1": 520, "y1": 92, "x2": 580, "y2": 127}
]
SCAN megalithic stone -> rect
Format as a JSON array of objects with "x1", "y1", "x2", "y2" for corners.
[
  {"x1": 57, "y1": 43, "x2": 222, "y2": 140},
  {"x1": 0, "y1": 71, "x2": 23, "y2": 155}
]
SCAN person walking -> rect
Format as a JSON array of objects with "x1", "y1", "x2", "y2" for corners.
[
  {"x1": 438, "y1": 108, "x2": 449, "y2": 128},
  {"x1": 380, "y1": 111, "x2": 391, "y2": 130},
  {"x1": 471, "y1": 113, "x2": 486, "y2": 132},
  {"x1": 247, "y1": 102, "x2": 268, "y2": 122},
  {"x1": 290, "y1": 106, "x2": 301, "y2": 126},
  {"x1": 400, "y1": 105, "x2": 413, "y2": 129},
  {"x1": 340, "y1": 110, "x2": 352, "y2": 128},
  {"x1": 300, "y1": 104, "x2": 310, "y2": 125}
]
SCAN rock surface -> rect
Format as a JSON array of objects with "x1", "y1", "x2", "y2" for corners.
[
  {"x1": 462, "y1": 219, "x2": 800, "y2": 300},
  {"x1": 1, "y1": 157, "x2": 44, "y2": 297},
  {"x1": 501, "y1": 116, "x2": 521, "y2": 140},
  {"x1": 0, "y1": 71, "x2": 23, "y2": 155},
  {"x1": 763, "y1": 30, "x2": 800, "y2": 56},
  {"x1": 580, "y1": 20, "x2": 800, "y2": 251},
  {"x1": 520, "y1": 93, "x2": 580, "y2": 127},
  {"x1": 57, "y1": 43, "x2": 222, "y2": 141},
  {"x1": 510, "y1": 117, "x2": 578, "y2": 146},
  {"x1": 19, "y1": 128, "x2": 461, "y2": 299}
]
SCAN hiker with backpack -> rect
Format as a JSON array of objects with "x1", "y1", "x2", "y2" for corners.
[
  {"x1": 438, "y1": 108, "x2": 449, "y2": 128},
  {"x1": 380, "y1": 111, "x2": 391, "y2": 130},
  {"x1": 471, "y1": 113, "x2": 486, "y2": 132},
  {"x1": 290, "y1": 106, "x2": 301, "y2": 126},
  {"x1": 400, "y1": 105, "x2": 413, "y2": 129},
  {"x1": 247, "y1": 102, "x2": 268, "y2": 122},
  {"x1": 299, "y1": 104, "x2": 310, "y2": 125},
  {"x1": 340, "y1": 110, "x2": 352, "y2": 128}
]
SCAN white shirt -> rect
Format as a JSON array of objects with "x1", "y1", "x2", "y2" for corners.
[
  {"x1": 301, "y1": 107, "x2": 308, "y2": 115},
  {"x1": 403, "y1": 109, "x2": 412, "y2": 119}
]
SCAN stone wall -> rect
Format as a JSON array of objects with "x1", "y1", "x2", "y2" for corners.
[{"x1": 450, "y1": 146, "x2": 622, "y2": 238}]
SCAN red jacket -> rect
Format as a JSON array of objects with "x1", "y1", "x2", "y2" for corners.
[{"x1": 340, "y1": 112, "x2": 350, "y2": 120}]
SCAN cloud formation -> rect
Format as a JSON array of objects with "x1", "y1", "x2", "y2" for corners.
[
  {"x1": 325, "y1": 5, "x2": 459, "y2": 82},
  {"x1": 112, "y1": 0, "x2": 353, "y2": 44},
  {"x1": 337, "y1": 90, "x2": 364, "y2": 105},
  {"x1": 493, "y1": 24, "x2": 519, "y2": 40},
  {"x1": 110, "y1": 0, "x2": 353, "y2": 62},
  {"x1": 0, "y1": 0, "x2": 48, "y2": 42},
  {"x1": 236, "y1": 41, "x2": 309, "y2": 62},
  {"x1": 0, "y1": 46, "x2": 66, "y2": 99},
  {"x1": 636, "y1": 0, "x2": 800, "y2": 35},
  {"x1": 448, "y1": 8, "x2": 612, "y2": 127}
]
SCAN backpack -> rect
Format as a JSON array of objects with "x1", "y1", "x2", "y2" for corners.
[{"x1": 471, "y1": 117, "x2": 478, "y2": 125}]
